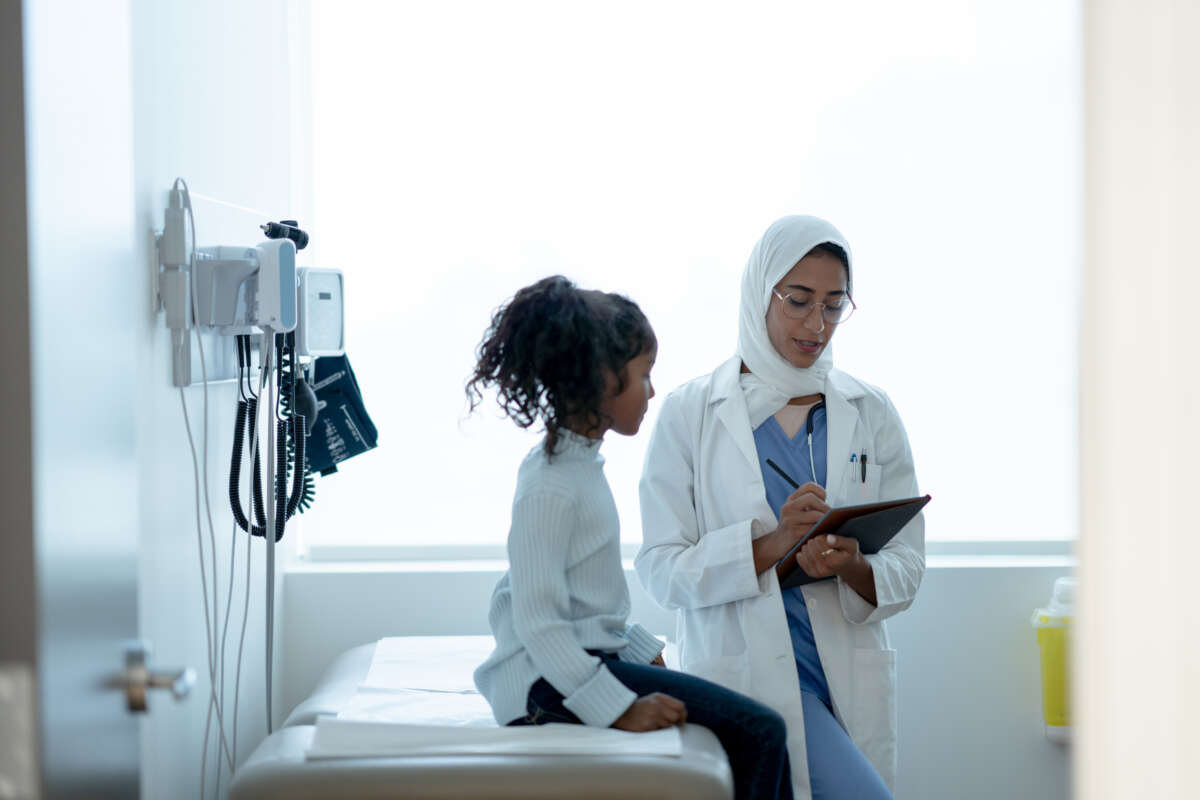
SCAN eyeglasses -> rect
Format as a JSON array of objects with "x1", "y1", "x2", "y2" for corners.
[{"x1": 771, "y1": 289, "x2": 856, "y2": 325}]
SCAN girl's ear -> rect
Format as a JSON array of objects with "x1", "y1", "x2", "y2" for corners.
[{"x1": 609, "y1": 364, "x2": 628, "y2": 396}]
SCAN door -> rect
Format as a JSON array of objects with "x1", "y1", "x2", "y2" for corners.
[{"x1": 20, "y1": 1, "x2": 144, "y2": 795}]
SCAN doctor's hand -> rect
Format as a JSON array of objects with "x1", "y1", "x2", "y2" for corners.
[
  {"x1": 778, "y1": 483, "x2": 829, "y2": 541},
  {"x1": 612, "y1": 693, "x2": 688, "y2": 731},
  {"x1": 796, "y1": 534, "x2": 878, "y2": 605},
  {"x1": 754, "y1": 482, "x2": 830, "y2": 575},
  {"x1": 796, "y1": 533, "x2": 863, "y2": 579}
]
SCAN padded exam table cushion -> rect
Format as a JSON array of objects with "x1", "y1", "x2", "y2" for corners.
[
  {"x1": 231, "y1": 636, "x2": 733, "y2": 799},
  {"x1": 282, "y1": 642, "x2": 377, "y2": 728}
]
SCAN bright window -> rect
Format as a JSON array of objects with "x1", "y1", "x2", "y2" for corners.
[{"x1": 303, "y1": 0, "x2": 1080, "y2": 549}]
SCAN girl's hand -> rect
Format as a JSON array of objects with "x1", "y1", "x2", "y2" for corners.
[
  {"x1": 650, "y1": 653, "x2": 666, "y2": 667},
  {"x1": 796, "y1": 533, "x2": 862, "y2": 579},
  {"x1": 612, "y1": 693, "x2": 687, "y2": 731},
  {"x1": 779, "y1": 482, "x2": 830, "y2": 545}
]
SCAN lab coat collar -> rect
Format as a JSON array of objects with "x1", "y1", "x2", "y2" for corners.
[
  {"x1": 709, "y1": 355, "x2": 745, "y2": 402},
  {"x1": 709, "y1": 355, "x2": 868, "y2": 404},
  {"x1": 711, "y1": 357, "x2": 759, "y2": 469},
  {"x1": 826, "y1": 368, "x2": 869, "y2": 401},
  {"x1": 709, "y1": 355, "x2": 868, "y2": 488}
]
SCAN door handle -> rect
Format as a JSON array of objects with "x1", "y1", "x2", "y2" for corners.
[{"x1": 121, "y1": 641, "x2": 196, "y2": 713}]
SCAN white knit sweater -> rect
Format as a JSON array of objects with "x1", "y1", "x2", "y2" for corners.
[{"x1": 473, "y1": 430, "x2": 664, "y2": 727}]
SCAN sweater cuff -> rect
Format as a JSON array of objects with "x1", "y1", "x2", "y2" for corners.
[
  {"x1": 561, "y1": 664, "x2": 637, "y2": 727},
  {"x1": 619, "y1": 624, "x2": 665, "y2": 665}
]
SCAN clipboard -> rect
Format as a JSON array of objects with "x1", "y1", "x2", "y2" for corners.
[{"x1": 774, "y1": 494, "x2": 931, "y2": 588}]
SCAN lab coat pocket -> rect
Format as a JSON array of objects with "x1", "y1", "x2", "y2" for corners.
[
  {"x1": 848, "y1": 647, "x2": 898, "y2": 784},
  {"x1": 680, "y1": 652, "x2": 750, "y2": 694},
  {"x1": 851, "y1": 464, "x2": 883, "y2": 504}
]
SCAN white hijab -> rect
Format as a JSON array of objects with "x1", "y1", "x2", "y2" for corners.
[{"x1": 736, "y1": 215, "x2": 853, "y2": 428}]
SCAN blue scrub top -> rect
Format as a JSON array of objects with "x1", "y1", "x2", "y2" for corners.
[{"x1": 753, "y1": 407, "x2": 832, "y2": 707}]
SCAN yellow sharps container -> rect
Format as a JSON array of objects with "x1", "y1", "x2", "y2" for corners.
[{"x1": 1031, "y1": 576, "x2": 1074, "y2": 743}]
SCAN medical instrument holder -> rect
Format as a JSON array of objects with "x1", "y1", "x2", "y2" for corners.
[{"x1": 192, "y1": 240, "x2": 297, "y2": 335}]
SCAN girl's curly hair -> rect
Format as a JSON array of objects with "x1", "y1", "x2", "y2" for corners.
[{"x1": 466, "y1": 275, "x2": 656, "y2": 458}]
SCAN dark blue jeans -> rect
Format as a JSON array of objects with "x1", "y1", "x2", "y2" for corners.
[{"x1": 509, "y1": 652, "x2": 793, "y2": 800}]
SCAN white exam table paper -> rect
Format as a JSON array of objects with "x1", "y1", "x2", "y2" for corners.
[
  {"x1": 337, "y1": 687, "x2": 496, "y2": 728},
  {"x1": 362, "y1": 636, "x2": 494, "y2": 692}
]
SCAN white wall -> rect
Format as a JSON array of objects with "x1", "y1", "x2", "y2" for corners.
[{"x1": 282, "y1": 559, "x2": 1072, "y2": 800}]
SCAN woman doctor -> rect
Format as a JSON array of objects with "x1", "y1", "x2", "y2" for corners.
[{"x1": 635, "y1": 216, "x2": 923, "y2": 800}]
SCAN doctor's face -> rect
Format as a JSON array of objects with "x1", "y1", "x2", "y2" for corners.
[{"x1": 765, "y1": 250, "x2": 848, "y2": 369}]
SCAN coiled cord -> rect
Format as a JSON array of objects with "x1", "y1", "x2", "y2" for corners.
[
  {"x1": 277, "y1": 331, "x2": 316, "y2": 513},
  {"x1": 228, "y1": 334, "x2": 307, "y2": 541}
]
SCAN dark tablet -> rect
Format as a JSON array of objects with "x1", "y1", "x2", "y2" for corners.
[{"x1": 775, "y1": 494, "x2": 931, "y2": 588}]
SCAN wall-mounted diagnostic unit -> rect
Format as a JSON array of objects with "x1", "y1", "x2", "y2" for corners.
[{"x1": 154, "y1": 180, "x2": 374, "y2": 739}]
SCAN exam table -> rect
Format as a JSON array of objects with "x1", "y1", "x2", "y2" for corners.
[{"x1": 229, "y1": 636, "x2": 734, "y2": 799}]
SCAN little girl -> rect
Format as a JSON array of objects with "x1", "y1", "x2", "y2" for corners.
[{"x1": 468, "y1": 275, "x2": 793, "y2": 800}]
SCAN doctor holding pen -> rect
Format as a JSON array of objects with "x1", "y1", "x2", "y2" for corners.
[{"x1": 635, "y1": 216, "x2": 924, "y2": 800}]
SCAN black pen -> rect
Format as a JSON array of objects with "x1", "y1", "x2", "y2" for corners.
[
  {"x1": 861, "y1": 452, "x2": 868, "y2": 483},
  {"x1": 765, "y1": 458, "x2": 800, "y2": 490}
]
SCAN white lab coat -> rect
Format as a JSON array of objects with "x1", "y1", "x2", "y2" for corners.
[{"x1": 636, "y1": 355, "x2": 925, "y2": 799}]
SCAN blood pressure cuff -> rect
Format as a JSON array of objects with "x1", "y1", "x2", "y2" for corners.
[{"x1": 306, "y1": 354, "x2": 378, "y2": 475}]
